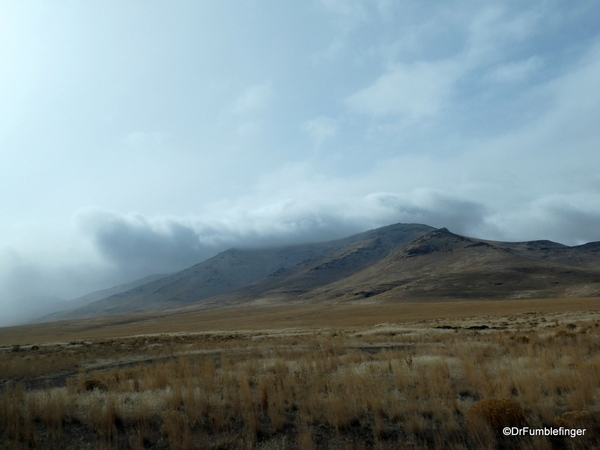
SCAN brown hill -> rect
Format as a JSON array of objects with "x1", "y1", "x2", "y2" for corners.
[
  {"x1": 299, "y1": 228, "x2": 600, "y2": 302},
  {"x1": 45, "y1": 224, "x2": 600, "y2": 320},
  {"x1": 50, "y1": 223, "x2": 434, "y2": 318}
]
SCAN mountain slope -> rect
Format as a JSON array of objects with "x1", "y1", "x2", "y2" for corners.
[
  {"x1": 48, "y1": 224, "x2": 600, "y2": 320},
  {"x1": 224, "y1": 223, "x2": 439, "y2": 302},
  {"x1": 56, "y1": 223, "x2": 434, "y2": 318},
  {"x1": 37, "y1": 273, "x2": 171, "y2": 322},
  {"x1": 302, "y1": 228, "x2": 600, "y2": 302},
  {"x1": 496, "y1": 239, "x2": 600, "y2": 268}
]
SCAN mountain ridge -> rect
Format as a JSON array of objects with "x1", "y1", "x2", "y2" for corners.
[
  {"x1": 244, "y1": 226, "x2": 600, "y2": 303},
  {"x1": 39, "y1": 223, "x2": 600, "y2": 321}
]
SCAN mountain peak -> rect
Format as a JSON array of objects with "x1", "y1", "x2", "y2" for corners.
[
  {"x1": 39, "y1": 222, "x2": 600, "y2": 321},
  {"x1": 400, "y1": 227, "x2": 469, "y2": 257}
]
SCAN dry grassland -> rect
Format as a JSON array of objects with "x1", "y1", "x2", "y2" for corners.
[
  {"x1": 1, "y1": 297, "x2": 599, "y2": 345},
  {"x1": 1, "y1": 299, "x2": 599, "y2": 449}
]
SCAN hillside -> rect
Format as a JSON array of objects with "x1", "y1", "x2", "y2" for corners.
[
  {"x1": 42, "y1": 223, "x2": 600, "y2": 320},
  {"x1": 37, "y1": 273, "x2": 170, "y2": 322},
  {"x1": 50, "y1": 223, "x2": 433, "y2": 319},
  {"x1": 301, "y1": 228, "x2": 600, "y2": 302}
]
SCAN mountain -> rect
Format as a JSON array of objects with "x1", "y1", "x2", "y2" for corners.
[
  {"x1": 47, "y1": 223, "x2": 434, "y2": 319},
  {"x1": 46, "y1": 223, "x2": 600, "y2": 320},
  {"x1": 300, "y1": 228, "x2": 600, "y2": 302},
  {"x1": 36, "y1": 273, "x2": 171, "y2": 322},
  {"x1": 223, "y1": 223, "x2": 439, "y2": 303}
]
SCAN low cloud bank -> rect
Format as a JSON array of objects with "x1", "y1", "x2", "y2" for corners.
[
  {"x1": 75, "y1": 189, "x2": 488, "y2": 275},
  {"x1": 1, "y1": 189, "x2": 600, "y2": 326}
]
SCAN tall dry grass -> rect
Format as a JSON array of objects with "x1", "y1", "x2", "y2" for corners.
[{"x1": 0, "y1": 311, "x2": 598, "y2": 449}]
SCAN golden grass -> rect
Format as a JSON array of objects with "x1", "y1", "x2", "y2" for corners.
[
  {"x1": 1, "y1": 296, "x2": 598, "y2": 345},
  {"x1": 0, "y1": 301, "x2": 599, "y2": 449}
]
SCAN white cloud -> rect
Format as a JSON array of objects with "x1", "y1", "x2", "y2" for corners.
[
  {"x1": 468, "y1": 40, "x2": 600, "y2": 169},
  {"x1": 346, "y1": 60, "x2": 460, "y2": 119},
  {"x1": 318, "y1": 0, "x2": 366, "y2": 21},
  {"x1": 75, "y1": 187, "x2": 487, "y2": 265},
  {"x1": 375, "y1": 0, "x2": 393, "y2": 18},
  {"x1": 465, "y1": 6, "x2": 542, "y2": 62},
  {"x1": 486, "y1": 193, "x2": 600, "y2": 245},
  {"x1": 312, "y1": 0, "x2": 369, "y2": 61},
  {"x1": 302, "y1": 116, "x2": 339, "y2": 147},
  {"x1": 232, "y1": 83, "x2": 273, "y2": 114},
  {"x1": 365, "y1": 189, "x2": 487, "y2": 234},
  {"x1": 344, "y1": 5, "x2": 548, "y2": 121},
  {"x1": 312, "y1": 36, "x2": 345, "y2": 62},
  {"x1": 487, "y1": 56, "x2": 543, "y2": 83}
]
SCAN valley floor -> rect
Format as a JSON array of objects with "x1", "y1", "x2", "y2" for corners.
[{"x1": 1, "y1": 298, "x2": 599, "y2": 449}]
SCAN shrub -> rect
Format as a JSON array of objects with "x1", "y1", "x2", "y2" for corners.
[
  {"x1": 465, "y1": 398, "x2": 527, "y2": 433},
  {"x1": 84, "y1": 379, "x2": 108, "y2": 392},
  {"x1": 554, "y1": 410, "x2": 600, "y2": 429}
]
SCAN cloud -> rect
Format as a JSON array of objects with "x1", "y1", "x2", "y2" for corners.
[
  {"x1": 464, "y1": 6, "x2": 542, "y2": 62},
  {"x1": 76, "y1": 209, "x2": 213, "y2": 275},
  {"x1": 5, "y1": 33, "x2": 600, "y2": 309},
  {"x1": 460, "y1": 40, "x2": 600, "y2": 186},
  {"x1": 540, "y1": 199, "x2": 600, "y2": 245},
  {"x1": 75, "y1": 189, "x2": 487, "y2": 273},
  {"x1": 312, "y1": 0, "x2": 370, "y2": 61},
  {"x1": 74, "y1": 204, "x2": 370, "y2": 279},
  {"x1": 318, "y1": 0, "x2": 366, "y2": 18},
  {"x1": 0, "y1": 240, "x2": 115, "y2": 325},
  {"x1": 302, "y1": 116, "x2": 339, "y2": 147},
  {"x1": 488, "y1": 194, "x2": 600, "y2": 245},
  {"x1": 232, "y1": 83, "x2": 273, "y2": 114},
  {"x1": 486, "y1": 56, "x2": 544, "y2": 84},
  {"x1": 344, "y1": 5, "x2": 548, "y2": 121},
  {"x1": 346, "y1": 60, "x2": 460, "y2": 119},
  {"x1": 235, "y1": 121, "x2": 262, "y2": 137},
  {"x1": 317, "y1": 0, "x2": 368, "y2": 29},
  {"x1": 2, "y1": 175, "x2": 599, "y2": 325},
  {"x1": 366, "y1": 190, "x2": 488, "y2": 236}
]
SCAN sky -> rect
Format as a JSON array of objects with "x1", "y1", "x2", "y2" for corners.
[{"x1": 2, "y1": 0, "x2": 600, "y2": 323}]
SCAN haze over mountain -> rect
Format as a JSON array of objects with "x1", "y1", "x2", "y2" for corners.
[
  {"x1": 36, "y1": 273, "x2": 170, "y2": 324},
  {"x1": 41, "y1": 223, "x2": 600, "y2": 322}
]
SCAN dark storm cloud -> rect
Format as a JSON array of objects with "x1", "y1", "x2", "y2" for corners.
[
  {"x1": 79, "y1": 211, "x2": 217, "y2": 276},
  {"x1": 514, "y1": 195, "x2": 600, "y2": 245},
  {"x1": 75, "y1": 207, "x2": 368, "y2": 280},
  {"x1": 549, "y1": 207, "x2": 600, "y2": 245},
  {"x1": 76, "y1": 192, "x2": 487, "y2": 282},
  {"x1": 369, "y1": 191, "x2": 487, "y2": 236}
]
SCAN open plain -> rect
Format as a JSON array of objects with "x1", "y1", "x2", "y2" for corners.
[{"x1": 1, "y1": 298, "x2": 599, "y2": 450}]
